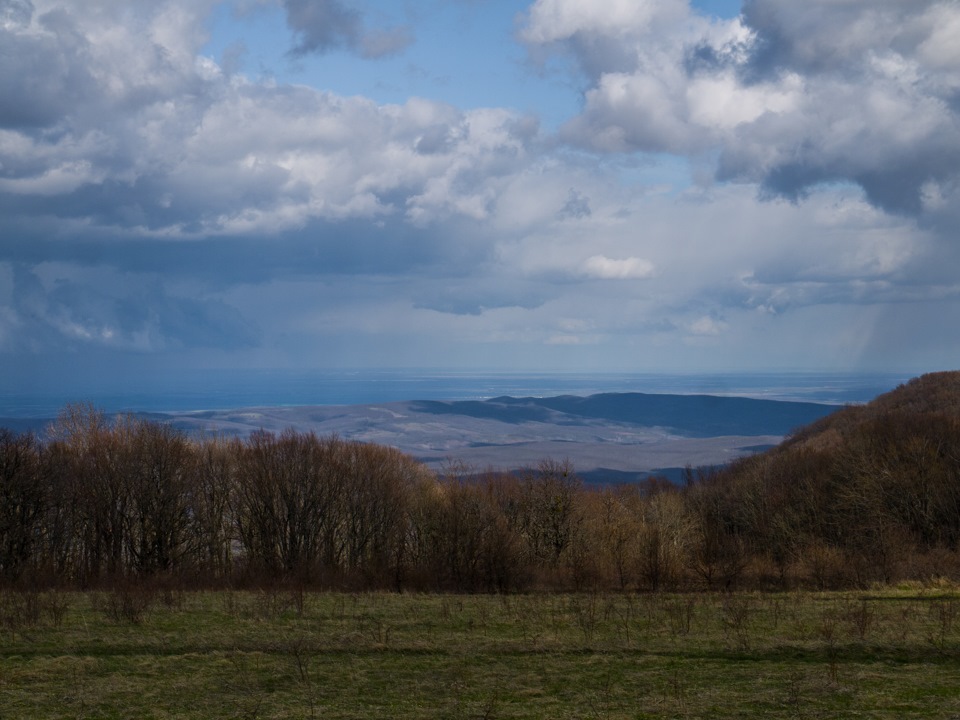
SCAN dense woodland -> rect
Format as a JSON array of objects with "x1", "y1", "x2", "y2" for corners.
[{"x1": 2, "y1": 372, "x2": 960, "y2": 592}]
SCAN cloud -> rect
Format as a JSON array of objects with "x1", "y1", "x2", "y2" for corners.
[
  {"x1": 0, "y1": 2, "x2": 537, "y2": 238},
  {"x1": 2, "y1": 0, "x2": 958, "y2": 376},
  {"x1": 0, "y1": 0, "x2": 32, "y2": 30},
  {"x1": 0, "y1": 16, "x2": 94, "y2": 129},
  {"x1": 411, "y1": 273, "x2": 548, "y2": 316},
  {"x1": 546, "y1": 334, "x2": 586, "y2": 345},
  {"x1": 521, "y1": 0, "x2": 685, "y2": 45},
  {"x1": 2, "y1": 263, "x2": 258, "y2": 353},
  {"x1": 283, "y1": 0, "x2": 413, "y2": 59},
  {"x1": 688, "y1": 316, "x2": 726, "y2": 336},
  {"x1": 284, "y1": 0, "x2": 361, "y2": 56},
  {"x1": 558, "y1": 189, "x2": 591, "y2": 219},
  {"x1": 358, "y1": 25, "x2": 414, "y2": 59},
  {"x1": 522, "y1": 0, "x2": 960, "y2": 218},
  {"x1": 582, "y1": 255, "x2": 654, "y2": 280}
]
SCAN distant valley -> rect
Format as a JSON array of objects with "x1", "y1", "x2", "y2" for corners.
[{"x1": 150, "y1": 392, "x2": 835, "y2": 482}]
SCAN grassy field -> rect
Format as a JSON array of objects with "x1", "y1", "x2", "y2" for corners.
[{"x1": 1, "y1": 586, "x2": 959, "y2": 718}]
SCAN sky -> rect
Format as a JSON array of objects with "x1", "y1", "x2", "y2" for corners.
[{"x1": 2, "y1": 0, "x2": 960, "y2": 391}]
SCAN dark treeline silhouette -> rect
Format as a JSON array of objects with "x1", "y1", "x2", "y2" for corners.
[{"x1": 2, "y1": 371, "x2": 960, "y2": 592}]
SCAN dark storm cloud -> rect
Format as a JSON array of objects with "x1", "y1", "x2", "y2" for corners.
[
  {"x1": 0, "y1": 0, "x2": 32, "y2": 27},
  {"x1": 284, "y1": 0, "x2": 362, "y2": 55},
  {"x1": 739, "y1": 0, "x2": 945, "y2": 79},
  {"x1": 0, "y1": 13, "x2": 94, "y2": 129},
  {"x1": 731, "y1": 0, "x2": 960, "y2": 216},
  {"x1": 19, "y1": 169, "x2": 295, "y2": 233},
  {"x1": 0, "y1": 213, "x2": 488, "y2": 288},
  {"x1": 283, "y1": 0, "x2": 413, "y2": 59},
  {"x1": 558, "y1": 189, "x2": 591, "y2": 219},
  {"x1": 412, "y1": 281, "x2": 547, "y2": 316},
  {"x1": 6, "y1": 264, "x2": 259, "y2": 353}
]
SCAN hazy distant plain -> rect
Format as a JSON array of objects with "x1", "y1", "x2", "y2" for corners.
[{"x1": 157, "y1": 393, "x2": 834, "y2": 481}]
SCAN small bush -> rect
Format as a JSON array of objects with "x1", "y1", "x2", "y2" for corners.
[
  {"x1": 96, "y1": 582, "x2": 155, "y2": 624},
  {"x1": 0, "y1": 589, "x2": 42, "y2": 630}
]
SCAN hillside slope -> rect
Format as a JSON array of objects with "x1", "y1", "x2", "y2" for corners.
[
  {"x1": 784, "y1": 370, "x2": 960, "y2": 450},
  {"x1": 697, "y1": 370, "x2": 960, "y2": 587}
]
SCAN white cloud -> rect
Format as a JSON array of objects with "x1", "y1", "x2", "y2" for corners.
[
  {"x1": 546, "y1": 334, "x2": 583, "y2": 345},
  {"x1": 688, "y1": 316, "x2": 726, "y2": 336},
  {"x1": 520, "y1": 0, "x2": 684, "y2": 44},
  {"x1": 0, "y1": 3, "x2": 538, "y2": 236},
  {"x1": 524, "y1": 0, "x2": 960, "y2": 217},
  {"x1": 582, "y1": 255, "x2": 654, "y2": 280}
]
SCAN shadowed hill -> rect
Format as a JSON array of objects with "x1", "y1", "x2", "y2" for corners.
[{"x1": 411, "y1": 392, "x2": 834, "y2": 437}]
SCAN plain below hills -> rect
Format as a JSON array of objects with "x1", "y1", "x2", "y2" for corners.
[{"x1": 156, "y1": 392, "x2": 835, "y2": 482}]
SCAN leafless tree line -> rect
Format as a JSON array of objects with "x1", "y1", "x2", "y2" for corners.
[{"x1": 1, "y1": 404, "x2": 959, "y2": 591}]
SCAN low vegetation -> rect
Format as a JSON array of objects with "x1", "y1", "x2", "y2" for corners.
[{"x1": 1, "y1": 586, "x2": 958, "y2": 718}]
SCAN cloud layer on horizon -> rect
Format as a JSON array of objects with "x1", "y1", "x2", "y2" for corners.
[{"x1": 1, "y1": 0, "x2": 959, "y2": 376}]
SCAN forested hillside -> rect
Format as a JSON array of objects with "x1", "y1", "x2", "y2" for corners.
[
  {"x1": 698, "y1": 370, "x2": 960, "y2": 588},
  {"x1": 1, "y1": 373, "x2": 959, "y2": 592}
]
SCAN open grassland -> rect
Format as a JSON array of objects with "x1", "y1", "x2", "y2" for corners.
[{"x1": 1, "y1": 588, "x2": 960, "y2": 719}]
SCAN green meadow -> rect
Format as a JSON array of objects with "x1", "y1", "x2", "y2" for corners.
[{"x1": 1, "y1": 587, "x2": 959, "y2": 719}]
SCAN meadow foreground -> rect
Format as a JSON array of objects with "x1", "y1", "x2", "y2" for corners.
[{"x1": 1, "y1": 587, "x2": 959, "y2": 719}]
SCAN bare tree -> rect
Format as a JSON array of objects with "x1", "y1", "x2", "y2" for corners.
[
  {"x1": 124, "y1": 419, "x2": 194, "y2": 575},
  {"x1": 188, "y1": 435, "x2": 237, "y2": 582},
  {"x1": 0, "y1": 430, "x2": 45, "y2": 581}
]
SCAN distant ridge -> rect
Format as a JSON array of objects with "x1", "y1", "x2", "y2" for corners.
[{"x1": 410, "y1": 392, "x2": 834, "y2": 438}]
